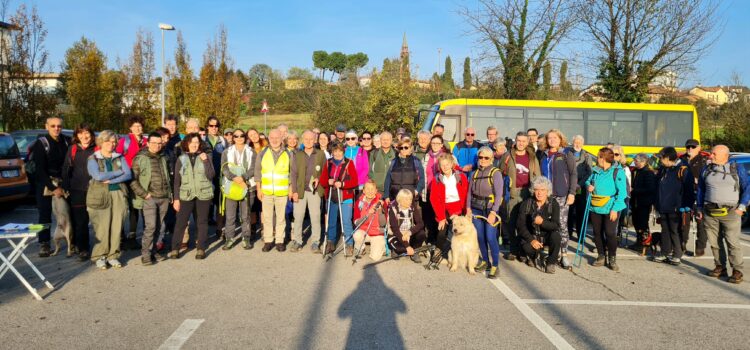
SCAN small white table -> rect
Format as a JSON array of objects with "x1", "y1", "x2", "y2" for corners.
[{"x1": 0, "y1": 226, "x2": 54, "y2": 300}]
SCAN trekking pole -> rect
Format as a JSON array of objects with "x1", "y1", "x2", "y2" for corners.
[
  {"x1": 573, "y1": 192, "x2": 592, "y2": 268},
  {"x1": 322, "y1": 186, "x2": 333, "y2": 260},
  {"x1": 325, "y1": 186, "x2": 347, "y2": 261},
  {"x1": 352, "y1": 202, "x2": 382, "y2": 265}
]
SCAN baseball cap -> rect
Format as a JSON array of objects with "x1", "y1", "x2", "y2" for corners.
[
  {"x1": 685, "y1": 139, "x2": 699, "y2": 147},
  {"x1": 336, "y1": 124, "x2": 347, "y2": 132},
  {"x1": 224, "y1": 128, "x2": 234, "y2": 135},
  {"x1": 396, "y1": 127, "x2": 406, "y2": 134}
]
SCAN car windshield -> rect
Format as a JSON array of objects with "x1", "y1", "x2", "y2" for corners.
[
  {"x1": 0, "y1": 135, "x2": 20, "y2": 159},
  {"x1": 13, "y1": 134, "x2": 36, "y2": 154}
]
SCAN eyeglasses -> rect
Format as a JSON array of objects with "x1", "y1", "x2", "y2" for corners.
[
  {"x1": 346, "y1": 137, "x2": 357, "y2": 141},
  {"x1": 686, "y1": 145, "x2": 697, "y2": 149},
  {"x1": 49, "y1": 125, "x2": 62, "y2": 129},
  {"x1": 207, "y1": 124, "x2": 219, "y2": 128},
  {"x1": 361, "y1": 137, "x2": 371, "y2": 140},
  {"x1": 233, "y1": 134, "x2": 245, "y2": 138},
  {"x1": 398, "y1": 146, "x2": 410, "y2": 150},
  {"x1": 465, "y1": 133, "x2": 475, "y2": 136},
  {"x1": 478, "y1": 156, "x2": 491, "y2": 160}
]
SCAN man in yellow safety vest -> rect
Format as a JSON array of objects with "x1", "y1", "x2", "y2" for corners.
[{"x1": 255, "y1": 129, "x2": 295, "y2": 252}]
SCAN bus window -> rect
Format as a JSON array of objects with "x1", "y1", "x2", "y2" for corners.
[
  {"x1": 587, "y1": 110, "x2": 644, "y2": 146},
  {"x1": 441, "y1": 115, "x2": 459, "y2": 142},
  {"x1": 467, "y1": 107, "x2": 523, "y2": 141},
  {"x1": 587, "y1": 111, "x2": 615, "y2": 145},
  {"x1": 647, "y1": 111, "x2": 692, "y2": 146},
  {"x1": 527, "y1": 109, "x2": 583, "y2": 140}
]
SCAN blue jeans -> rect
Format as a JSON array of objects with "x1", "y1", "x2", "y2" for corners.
[
  {"x1": 327, "y1": 201, "x2": 354, "y2": 246},
  {"x1": 472, "y1": 208, "x2": 500, "y2": 267}
]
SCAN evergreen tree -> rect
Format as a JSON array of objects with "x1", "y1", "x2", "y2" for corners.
[{"x1": 463, "y1": 57, "x2": 472, "y2": 90}]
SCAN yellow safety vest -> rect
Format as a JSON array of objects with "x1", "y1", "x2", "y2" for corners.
[{"x1": 260, "y1": 149, "x2": 290, "y2": 196}]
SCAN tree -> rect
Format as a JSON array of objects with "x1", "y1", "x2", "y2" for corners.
[
  {"x1": 0, "y1": 2, "x2": 57, "y2": 130},
  {"x1": 346, "y1": 52, "x2": 369, "y2": 79},
  {"x1": 461, "y1": 0, "x2": 576, "y2": 100},
  {"x1": 60, "y1": 37, "x2": 114, "y2": 128},
  {"x1": 541, "y1": 61, "x2": 551, "y2": 99},
  {"x1": 248, "y1": 64, "x2": 273, "y2": 91},
  {"x1": 578, "y1": 0, "x2": 720, "y2": 102},
  {"x1": 327, "y1": 51, "x2": 347, "y2": 82},
  {"x1": 365, "y1": 69, "x2": 419, "y2": 132},
  {"x1": 121, "y1": 28, "x2": 158, "y2": 129},
  {"x1": 165, "y1": 31, "x2": 194, "y2": 119},
  {"x1": 463, "y1": 57, "x2": 472, "y2": 90},
  {"x1": 191, "y1": 25, "x2": 241, "y2": 126},
  {"x1": 312, "y1": 50, "x2": 329, "y2": 80},
  {"x1": 287, "y1": 67, "x2": 314, "y2": 81},
  {"x1": 442, "y1": 56, "x2": 454, "y2": 89},
  {"x1": 558, "y1": 60, "x2": 575, "y2": 99}
]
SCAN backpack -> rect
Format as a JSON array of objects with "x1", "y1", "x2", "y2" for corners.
[
  {"x1": 25, "y1": 136, "x2": 69, "y2": 176},
  {"x1": 701, "y1": 163, "x2": 740, "y2": 192},
  {"x1": 470, "y1": 167, "x2": 501, "y2": 210}
]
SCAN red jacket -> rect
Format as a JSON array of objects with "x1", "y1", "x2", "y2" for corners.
[
  {"x1": 429, "y1": 169, "x2": 468, "y2": 222},
  {"x1": 116, "y1": 133, "x2": 147, "y2": 167},
  {"x1": 354, "y1": 193, "x2": 383, "y2": 236},
  {"x1": 320, "y1": 158, "x2": 359, "y2": 202}
]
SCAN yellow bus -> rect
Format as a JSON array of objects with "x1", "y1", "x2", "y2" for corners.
[{"x1": 418, "y1": 99, "x2": 699, "y2": 155}]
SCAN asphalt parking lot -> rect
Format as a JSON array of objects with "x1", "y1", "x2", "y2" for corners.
[{"x1": 1, "y1": 202, "x2": 749, "y2": 350}]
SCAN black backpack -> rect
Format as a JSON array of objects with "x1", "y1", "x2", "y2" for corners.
[{"x1": 25, "y1": 135, "x2": 70, "y2": 176}]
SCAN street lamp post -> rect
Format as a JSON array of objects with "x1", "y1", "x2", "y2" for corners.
[{"x1": 159, "y1": 23, "x2": 175, "y2": 126}]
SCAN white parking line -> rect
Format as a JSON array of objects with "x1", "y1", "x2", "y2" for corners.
[
  {"x1": 158, "y1": 319, "x2": 204, "y2": 350},
  {"x1": 523, "y1": 299, "x2": 750, "y2": 310},
  {"x1": 488, "y1": 278, "x2": 575, "y2": 350}
]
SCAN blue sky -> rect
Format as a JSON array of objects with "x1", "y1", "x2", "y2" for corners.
[{"x1": 23, "y1": 0, "x2": 750, "y2": 88}]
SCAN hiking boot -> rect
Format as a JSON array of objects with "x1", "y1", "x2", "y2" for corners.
[
  {"x1": 95, "y1": 258, "x2": 107, "y2": 270},
  {"x1": 592, "y1": 255, "x2": 606, "y2": 267},
  {"x1": 167, "y1": 250, "x2": 179, "y2": 259},
  {"x1": 694, "y1": 248, "x2": 705, "y2": 257},
  {"x1": 546, "y1": 263, "x2": 556, "y2": 274},
  {"x1": 262, "y1": 242, "x2": 274, "y2": 252},
  {"x1": 517, "y1": 256, "x2": 528, "y2": 264},
  {"x1": 276, "y1": 243, "x2": 286, "y2": 252},
  {"x1": 707, "y1": 265, "x2": 728, "y2": 278},
  {"x1": 488, "y1": 266, "x2": 498, "y2": 279},
  {"x1": 475, "y1": 260, "x2": 489, "y2": 272},
  {"x1": 504, "y1": 253, "x2": 517, "y2": 261},
  {"x1": 108, "y1": 258, "x2": 123, "y2": 268},
  {"x1": 608, "y1": 256, "x2": 619, "y2": 272},
  {"x1": 345, "y1": 245, "x2": 354, "y2": 257},
  {"x1": 325, "y1": 242, "x2": 335, "y2": 255},
  {"x1": 141, "y1": 256, "x2": 153, "y2": 266},
  {"x1": 526, "y1": 258, "x2": 535, "y2": 268},
  {"x1": 289, "y1": 241, "x2": 301, "y2": 253},
  {"x1": 153, "y1": 252, "x2": 167, "y2": 261},
  {"x1": 311, "y1": 242, "x2": 321, "y2": 254},
  {"x1": 222, "y1": 239, "x2": 233, "y2": 251},
  {"x1": 39, "y1": 242, "x2": 51, "y2": 258},
  {"x1": 242, "y1": 237, "x2": 253, "y2": 250},
  {"x1": 76, "y1": 251, "x2": 90, "y2": 262},
  {"x1": 195, "y1": 249, "x2": 206, "y2": 260},
  {"x1": 666, "y1": 257, "x2": 681, "y2": 266},
  {"x1": 410, "y1": 254, "x2": 422, "y2": 264},
  {"x1": 728, "y1": 270, "x2": 743, "y2": 284},
  {"x1": 560, "y1": 255, "x2": 571, "y2": 269}
]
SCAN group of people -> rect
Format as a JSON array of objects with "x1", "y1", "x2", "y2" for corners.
[{"x1": 29, "y1": 115, "x2": 747, "y2": 283}]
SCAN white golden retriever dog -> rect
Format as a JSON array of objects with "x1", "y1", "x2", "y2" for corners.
[{"x1": 448, "y1": 214, "x2": 480, "y2": 275}]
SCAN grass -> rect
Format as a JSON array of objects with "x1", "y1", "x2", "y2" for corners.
[{"x1": 237, "y1": 113, "x2": 313, "y2": 134}]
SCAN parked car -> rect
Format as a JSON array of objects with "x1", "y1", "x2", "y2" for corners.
[
  {"x1": 11, "y1": 129, "x2": 74, "y2": 162},
  {"x1": 729, "y1": 153, "x2": 750, "y2": 226},
  {"x1": 0, "y1": 132, "x2": 30, "y2": 203}
]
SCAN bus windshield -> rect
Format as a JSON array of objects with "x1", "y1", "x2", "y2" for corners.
[{"x1": 420, "y1": 104, "x2": 440, "y2": 131}]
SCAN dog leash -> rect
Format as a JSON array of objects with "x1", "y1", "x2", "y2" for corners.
[{"x1": 472, "y1": 214, "x2": 501, "y2": 227}]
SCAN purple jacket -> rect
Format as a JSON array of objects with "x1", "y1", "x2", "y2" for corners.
[{"x1": 345, "y1": 146, "x2": 370, "y2": 186}]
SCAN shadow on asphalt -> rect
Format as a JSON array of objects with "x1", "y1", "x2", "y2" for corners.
[
  {"x1": 338, "y1": 267, "x2": 406, "y2": 350},
  {"x1": 296, "y1": 252, "x2": 335, "y2": 350}
]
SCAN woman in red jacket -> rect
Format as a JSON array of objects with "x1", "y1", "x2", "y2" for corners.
[
  {"x1": 429, "y1": 153, "x2": 469, "y2": 262},
  {"x1": 352, "y1": 180, "x2": 386, "y2": 261},
  {"x1": 320, "y1": 142, "x2": 359, "y2": 256}
]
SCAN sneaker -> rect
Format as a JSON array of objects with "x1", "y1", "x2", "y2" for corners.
[
  {"x1": 222, "y1": 240, "x2": 233, "y2": 251},
  {"x1": 728, "y1": 270, "x2": 743, "y2": 284},
  {"x1": 276, "y1": 243, "x2": 286, "y2": 252},
  {"x1": 474, "y1": 260, "x2": 489, "y2": 272},
  {"x1": 560, "y1": 255, "x2": 571, "y2": 269},
  {"x1": 345, "y1": 245, "x2": 354, "y2": 257},
  {"x1": 325, "y1": 242, "x2": 335, "y2": 255},
  {"x1": 526, "y1": 258, "x2": 535, "y2": 268},
  {"x1": 95, "y1": 258, "x2": 107, "y2": 270},
  {"x1": 141, "y1": 256, "x2": 153, "y2": 266},
  {"x1": 39, "y1": 242, "x2": 51, "y2": 258},
  {"x1": 262, "y1": 242, "x2": 274, "y2": 252},
  {"x1": 666, "y1": 257, "x2": 681, "y2": 266},
  {"x1": 167, "y1": 250, "x2": 179, "y2": 259},
  {"x1": 311, "y1": 242, "x2": 321, "y2": 254},
  {"x1": 410, "y1": 254, "x2": 422, "y2": 264},
  {"x1": 608, "y1": 257, "x2": 619, "y2": 272},
  {"x1": 242, "y1": 237, "x2": 253, "y2": 250},
  {"x1": 488, "y1": 266, "x2": 498, "y2": 279},
  {"x1": 592, "y1": 255, "x2": 606, "y2": 267},
  {"x1": 155, "y1": 241, "x2": 165, "y2": 252},
  {"x1": 153, "y1": 252, "x2": 167, "y2": 261},
  {"x1": 707, "y1": 265, "x2": 728, "y2": 278},
  {"x1": 504, "y1": 253, "x2": 517, "y2": 261},
  {"x1": 546, "y1": 263, "x2": 556, "y2": 274},
  {"x1": 195, "y1": 249, "x2": 206, "y2": 260},
  {"x1": 289, "y1": 241, "x2": 301, "y2": 253},
  {"x1": 108, "y1": 259, "x2": 123, "y2": 268}
]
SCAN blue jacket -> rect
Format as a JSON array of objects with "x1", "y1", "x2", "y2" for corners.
[
  {"x1": 452, "y1": 140, "x2": 481, "y2": 172},
  {"x1": 697, "y1": 161, "x2": 750, "y2": 210},
  {"x1": 655, "y1": 161, "x2": 695, "y2": 214},
  {"x1": 585, "y1": 165, "x2": 628, "y2": 214}
]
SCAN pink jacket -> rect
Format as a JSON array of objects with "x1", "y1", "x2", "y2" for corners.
[
  {"x1": 116, "y1": 133, "x2": 147, "y2": 167},
  {"x1": 345, "y1": 146, "x2": 369, "y2": 186}
]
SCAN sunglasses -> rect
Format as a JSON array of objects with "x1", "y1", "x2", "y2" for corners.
[
  {"x1": 686, "y1": 145, "x2": 697, "y2": 149},
  {"x1": 614, "y1": 153, "x2": 621, "y2": 156},
  {"x1": 233, "y1": 134, "x2": 245, "y2": 138},
  {"x1": 478, "y1": 156, "x2": 492, "y2": 160},
  {"x1": 465, "y1": 133, "x2": 475, "y2": 136},
  {"x1": 49, "y1": 125, "x2": 62, "y2": 129},
  {"x1": 361, "y1": 137, "x2": 371, "y2": 140},
  {"x1": 346, "y1": 137, "x2": 357, "y2": 141},
  {"x1": 208, "y1": 124, "x2": 219, "y2": 128},
  {"x1": 398, "y1": 146, "x2": 410, "y2": 150}
]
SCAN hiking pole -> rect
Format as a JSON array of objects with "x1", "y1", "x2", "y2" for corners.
[
  {"x1": 325, "y1": 186, "x2": 347, "y2": 261},
  {"x1": 330, "y1": 200, "x2": 376, "y2": 260},
  {"x1": 322, "y1": 186, "x2": 333, "y2": 260},
  {"x1": 573, "y1": 192, "x2": 592, "y2": 268},
  {"x1": 352, "y1": 202, "x2": 382, "y2": 265}
]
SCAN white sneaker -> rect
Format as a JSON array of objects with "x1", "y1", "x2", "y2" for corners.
[
  {"x1": 96, "y1": 258, "x2": 107, "y2": 270},
  {"x1": 560, "y1": 255, "x2": 571, "y2": 268},
  {"x1": 108, "y1": 258, "x2": 123, "y2": 268}
]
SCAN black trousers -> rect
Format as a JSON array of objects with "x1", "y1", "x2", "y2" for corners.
[
  {"x1": 172, "y1": 199, "x2": 211, "y2": 251},
  {"x1": 573, "y1": 193, "x2": 588, "y2": 234},
  {"x1": 521, "y1": 230, "x2": 561, "y2": 265},
  {"x1": 422, "y1": 198, "x2": 439, "y2": 245},
  {"x1": 631, "y1": 203, "x2": 651, "y2": 233},
  {"x1": 660, "y1": 212, "x2": 683, "y2": 259},
  {"x1": 591, "y1": 212, "x2": 619, "y2": 257},
  {"x1": 69, "y1": 190, "x2": 90, "y2": 252},
  {"x1": 388, "y1": 231, "x2": 426, "y2": 255},
  {"x1": 127, "y1": 204, "x2": 141, "y2": 238},
  {"x1": 35, "y1": 185, "x2": 52, "y2": 243}
]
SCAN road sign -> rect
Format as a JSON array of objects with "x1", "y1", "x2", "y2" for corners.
[{"x1": 261, "y1": 100, "x2": 269, "y2": 114}]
